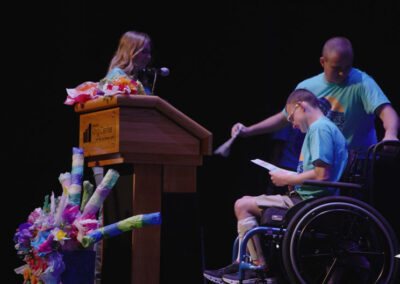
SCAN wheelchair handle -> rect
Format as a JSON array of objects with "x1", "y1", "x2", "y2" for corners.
[{"x1": 302, "y1": 179, "x2": 362, "y2": 189}]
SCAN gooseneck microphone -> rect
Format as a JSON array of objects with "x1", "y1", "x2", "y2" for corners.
[
  {"x1": 142, "y1": 67, "x2": 170, "y2": 77},
  {"x1": 140, "y1": 67, "x2": 170, "y2": 94}
]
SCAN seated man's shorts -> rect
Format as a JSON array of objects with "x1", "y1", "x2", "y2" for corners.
[{"x1": 254, "y1": 194, "x2": 302, "y2": 209}]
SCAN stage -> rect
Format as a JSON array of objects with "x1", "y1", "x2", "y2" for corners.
[{"x1": 6, "y1": 1, "x2": 400, "y2": 283}]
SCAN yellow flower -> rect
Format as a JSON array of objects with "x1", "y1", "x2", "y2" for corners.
[{"x1": 55, "y1": 230, "x2": 67, "y2": 241}]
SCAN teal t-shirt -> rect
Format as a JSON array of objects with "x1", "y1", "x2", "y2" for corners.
[
  {"x1": 295, "y1": 68, "x2": 390, "y2": 154},
  {"x1": 295, "y1": 116, "x2": 348, "y2": 199}
]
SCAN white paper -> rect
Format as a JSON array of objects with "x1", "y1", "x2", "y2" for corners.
[
  {"x1": 251, "y1": 159, "x2": 296, "y2": 175},
  {"x1": 214, "y1": 125, "x2": 243, "y2": 157},
  {"x1": 213, "y1": 136, "x2": 237, "y2": 157}
]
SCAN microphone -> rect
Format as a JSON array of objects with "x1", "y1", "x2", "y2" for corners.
[
  {"x1": 142, "y1": 67, "x2": 170, "y2": 77},
  {"x1": 140, "y1": 67, "x2": 170, "y2": 94}
]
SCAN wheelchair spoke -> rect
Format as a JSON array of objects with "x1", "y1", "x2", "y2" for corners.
[
  {"x1": 343, "y1": 214, "x2": 358, "y2": 239},
  {"x1": 300, "y1": 251, "x2": 334, "y2": 258},
  {"x1": 321, "y1": 257, "x2": 338, "y2": 284},
  {"x1": 345, "y1": 249, "x2": 384, "y2": 256}
]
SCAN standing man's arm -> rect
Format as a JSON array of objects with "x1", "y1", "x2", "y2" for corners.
[
  {"x1": 376, "y1": 104, "x2": 400, "y2": 141},
  {"x1": 232, "y1": 112, "x2": 290, "y2": 137}
]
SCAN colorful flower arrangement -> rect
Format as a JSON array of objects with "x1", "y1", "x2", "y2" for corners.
[
  {"x1": 13, "y1": 147, "x2": 161, "y2": 284},
  {"x1": 64, "y1": 68, "x2": 147, "y2": 105}
]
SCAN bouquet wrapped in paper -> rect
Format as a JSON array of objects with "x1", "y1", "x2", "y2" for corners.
[
  {"x1": 64, "y1": 68, "x2": 147, "y2": 105},
  {"x1": 13, "y1": 147, "x2": 162, "y2": 284}
]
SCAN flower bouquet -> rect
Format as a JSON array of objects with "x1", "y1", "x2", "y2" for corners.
[
  {"x1": 64, "y1": 68, "x2": 147, "y2": 105},
  {"x1": 13, "y1": 147, "x2": 161, "y2": 284}
]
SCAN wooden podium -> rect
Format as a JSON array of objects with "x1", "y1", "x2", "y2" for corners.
[{"x1": 74, "y1": 95, "x2": 212, "y2": 283}]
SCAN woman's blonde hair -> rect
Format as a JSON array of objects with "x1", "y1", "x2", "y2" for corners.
[{"x1": 108, "y1": 31, "x2": 151, "y2": 75}]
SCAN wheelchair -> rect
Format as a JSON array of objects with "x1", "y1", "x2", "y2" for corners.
[{"x1": 233, "y1": 140, "x2": 400, "y2": 284}]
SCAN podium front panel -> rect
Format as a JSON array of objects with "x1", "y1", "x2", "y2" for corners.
[{"x1": 79, "y1": 108, "x2": 120, "y2": 156}]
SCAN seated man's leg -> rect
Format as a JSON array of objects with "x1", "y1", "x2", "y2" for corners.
[
  {"x1": 235, "y1": 194, "x2": 295, "y2": 264},
  {"x1": 222, "y1": 194, "x2": 295, "y2": 284},
  {"x1": 234, "y1": 196, "x2": 264, "y2": 265},
  {"x1": 204, "y1": 194, "x2": 294, "y2": 283},
  {"x1": 203, "y1": 195, "x2": 261, "y2": 283}
]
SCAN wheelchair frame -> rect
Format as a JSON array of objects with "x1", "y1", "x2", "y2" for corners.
[{"x1": 234, "y1": 140, "x2": 400, "y2": 284}]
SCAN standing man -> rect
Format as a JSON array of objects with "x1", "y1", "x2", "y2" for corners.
[
  {"x1": 232, "y1": 37, "x2": 399, "y2": 155},
  {"x1": 203, "y1": 37, "x2": 399, "y2": 283}
]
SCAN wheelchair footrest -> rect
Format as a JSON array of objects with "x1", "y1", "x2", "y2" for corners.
[{"x1": 238, "y1": 262, "x2": 264, "y2": 280}]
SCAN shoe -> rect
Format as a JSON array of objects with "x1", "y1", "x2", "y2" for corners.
[
  {"x1": 203, "y1": 262, "x2": 239, "y2": 284},
  {"x1": 222, "y1": 269, "x2": 277, "y2": 284},
  {"x1": 222, "y1": 269, "x2": 258, "y2": 284}
]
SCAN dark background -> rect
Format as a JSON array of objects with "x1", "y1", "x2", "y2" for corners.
[{"x1": 6, "y1": 0, "x2": 399, "y2": 283}]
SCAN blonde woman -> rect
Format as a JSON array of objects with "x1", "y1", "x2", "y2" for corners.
[
  {"x1": 107, "y1": 31, "x2": 152, "y2": 78},
  {"x1": 100, "y1": 31, "x2": 152, "y2": 95}
]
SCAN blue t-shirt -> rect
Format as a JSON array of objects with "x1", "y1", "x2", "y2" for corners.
[
  {"x1": 295, "y1": 68, "x2": 390, "y2": 154},
  {"x1": 295, "y1": 116, "x2": 348, "y2": 199},
  {"x1": 271, "y1": 126, "x2": 304, "y2": 171}
]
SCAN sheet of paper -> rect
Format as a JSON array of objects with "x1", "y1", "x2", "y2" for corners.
[
  {"x1": 251, "y1": 159, "x2": 296, "y2": 175},
  {"x1": 213, "y1": 135, "x2": 237, "y2": 157},
  {"x1": 214, "y1": 125, "x2": 243, "y2": 157},
  {"x1": 251, "y1": 159, "x2": 279, "y2": 171}
]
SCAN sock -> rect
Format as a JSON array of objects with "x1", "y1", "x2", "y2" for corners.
[{"x1": 237, "y1": 216, "x2": 266, "y2": 266}]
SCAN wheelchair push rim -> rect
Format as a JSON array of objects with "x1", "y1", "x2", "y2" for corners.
[{"x1": 282, "y1": 196, "x2": 399, "y2": 284}]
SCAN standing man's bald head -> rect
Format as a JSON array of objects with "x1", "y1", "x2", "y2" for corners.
[
  {"x1": 320, "y1": 37, "x2": 354, "y2": 84},
  {"x1": 322, "y1": 37, "x2": 354, "y2": 62}
]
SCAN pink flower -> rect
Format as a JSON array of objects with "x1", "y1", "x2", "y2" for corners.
[
  {"x1": 64, "y1": 82, "x2": 99, "y2": 105},
  {"x1": 62, "y1": 205, "x2": 80, "y2": 225},
  {"x1": 28, "y1": 208, "x2": 42, "y2": 224},
  {"x1": 37, "y1": 234, "x2": 54, "y2": 255}
]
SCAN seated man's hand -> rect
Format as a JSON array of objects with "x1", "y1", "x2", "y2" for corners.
[{"x1": 269, "y1": 169, "x2": 291, "y2": 187}]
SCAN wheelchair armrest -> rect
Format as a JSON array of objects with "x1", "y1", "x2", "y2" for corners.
[{"x1": 302, "y1": 179, "x2": 362, "y2": 189}]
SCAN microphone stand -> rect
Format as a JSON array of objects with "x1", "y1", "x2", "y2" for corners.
[{"x1": 151, "y1": 71, "x2": 158, "y2": 94}]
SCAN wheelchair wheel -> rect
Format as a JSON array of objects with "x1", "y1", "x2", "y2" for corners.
[{"x1": 282, "y1": 196, "x2": 399, "y2": 284}]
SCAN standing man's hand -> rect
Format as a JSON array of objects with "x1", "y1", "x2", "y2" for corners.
[{"x1": 231, "y1": 123, "x2": 246, "y2": 137}]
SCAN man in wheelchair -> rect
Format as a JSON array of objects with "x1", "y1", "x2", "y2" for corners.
[
  {"x1": 205, "y1": 36, "x2": 400, "y2": 283},
  {"x1": 204, "y1": 89, "x2": 349, "y2": 283}
]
